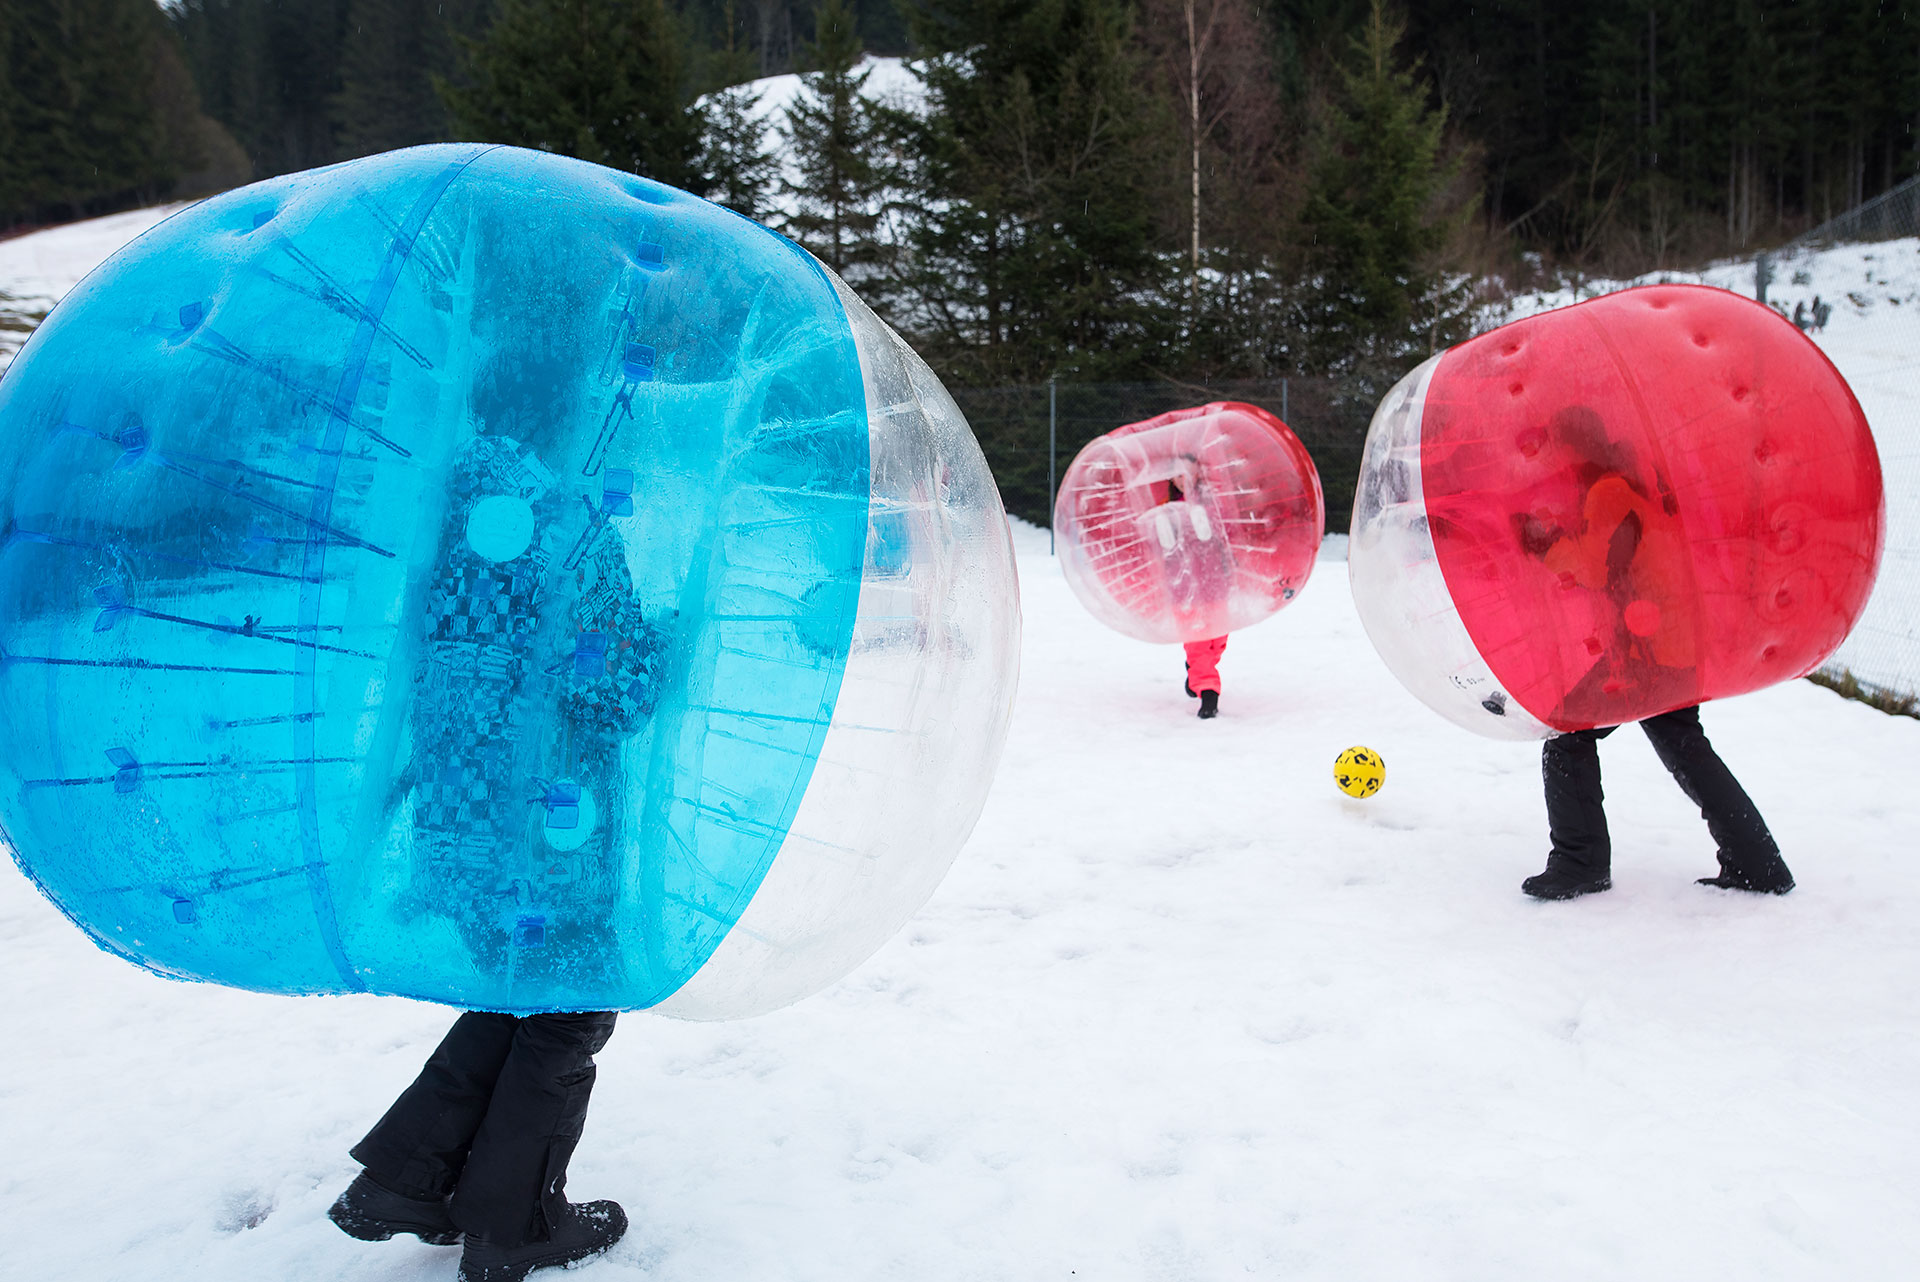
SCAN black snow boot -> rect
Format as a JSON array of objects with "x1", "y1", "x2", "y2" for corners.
[
  {"x1": 458, "y1": 1199, "x2": 627, "y2": 1282},
  {"x1": 328, "y1": 1172, "x2": 462, "y2": 1245},
  {"x1": 1197, "y1": 689, "x2": 1219, "y2": 719},
  {"x1": 1521, "y1": 861, "x2": 1612, "y2": 900},
  {"x1": 1697, "y1": 850, "x2": 1795, "y2": 895}
]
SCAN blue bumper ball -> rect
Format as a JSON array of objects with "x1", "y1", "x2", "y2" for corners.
[{"x1": 0, "y1": 145, "x2": 1020, "y2": 1018}]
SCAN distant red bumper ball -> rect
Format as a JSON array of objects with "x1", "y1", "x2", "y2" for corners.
[
  {"x1": 1054, "y1": 402, "x2": 1324, "y2": 644},
  {"x1": 1349, "y1": 284, "x2": 1883, "y2": 738}
]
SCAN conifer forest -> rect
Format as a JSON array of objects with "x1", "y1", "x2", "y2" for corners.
[{"x1": 2, "y1": 0, "x2": 1916, "y2": 388}]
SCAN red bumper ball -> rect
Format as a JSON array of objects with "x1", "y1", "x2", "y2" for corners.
[
  {"x1": 1350, "y1": 284, "x2": 1883, "y2": 738},
  {"x1": 1054, "y1": 402, "x2": 1324, "y2": 644}
]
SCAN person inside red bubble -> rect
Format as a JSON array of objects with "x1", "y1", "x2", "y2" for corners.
[
  {"x1": 1183, "y1": 634, "x2": 1226, "y2": 720},
  {"x1": 1512, "y1": 407, "x2": 1795, "y2": 901},
  {"x1": 1162, "y1": 461, "x2": 1227, "y2": 720}
]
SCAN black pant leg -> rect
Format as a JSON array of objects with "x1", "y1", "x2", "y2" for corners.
[
  {"x1": 1638, "y1": 705, "x2": 1784, "y2": 877},
  {"x1": 1543, "y1": 727, "x2": 1615, "y2": 874},
  {"x1": 449, "y1": 1011, "x2": 619, "y2": 1247},
  {"x1": 350, "y1": 1012, "x2": 520, "y2": 1200}
]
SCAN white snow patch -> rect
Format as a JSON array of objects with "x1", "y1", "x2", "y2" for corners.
[
  {"x1": 0, "y1": 205, "x2": 189, "y2": 374},
  {"x1": 724, "y1": 55, "x2": 926, "y2": 130},
  {"x1": 704, "y1": 56, "x2": 924, "y2": 228}
]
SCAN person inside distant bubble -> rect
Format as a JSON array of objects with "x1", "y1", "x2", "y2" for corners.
[
  {"x1": 1158, "y1": 460, "x2": 1228, "y2": 720},
  {"x1": 1510, "y1": 406, "x2": 1794, "y2": 901}
]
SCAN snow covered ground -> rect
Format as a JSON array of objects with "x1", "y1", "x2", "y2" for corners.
[
  {"x1": 5, "y1": 521, "x2": 1920, "y2": 1282},
  {"x1": 0, "y1": 204, "x2": 186, "y2": 374}
]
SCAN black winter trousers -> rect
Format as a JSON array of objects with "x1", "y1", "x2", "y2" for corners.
[
  {"x1": 350, "y1": 1010, "x2": 618, "y2": 1248},
  {"x1": 1542, "y1": 704, "x2": 1780, "y2": 877}
]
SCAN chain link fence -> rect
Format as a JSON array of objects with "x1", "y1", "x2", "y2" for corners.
[
  {"x1": 1796, "y1": 176, "x2": 1920, "y2": 248},
  {"x1": 951, "y1": 376, "x2": 1376, "y2": 536},
  {"x1": 1762, "y1": 174, "x2": 1920, "y2": 711}
]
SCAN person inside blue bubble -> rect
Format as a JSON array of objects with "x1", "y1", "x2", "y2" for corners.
[
  {"x1": 329, "y1": 1010, "x2": 625, "y2": 1282},
  {"x1": 328, "y1": 434, "x2": 664, "y2": 1281}
]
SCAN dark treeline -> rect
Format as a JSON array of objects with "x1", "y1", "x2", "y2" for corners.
[
  {"x1": 1400, "y1": 0, "x2": 1920, "y2": 264},
  {"x1": 0, "y1": 0, "x2": 248, "y2": 228},
  {"x1": 3, "y1": 1, "x2": 1915, "y2": 388}
]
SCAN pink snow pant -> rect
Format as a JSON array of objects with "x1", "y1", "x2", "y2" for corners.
[{"x1": 1184, "y1": 636, "x2": 1228, "y2": 694}]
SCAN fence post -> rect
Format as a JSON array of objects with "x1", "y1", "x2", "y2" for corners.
[{"x1": 1048, "y1": 377, "x2": 1057, "y2": 555}]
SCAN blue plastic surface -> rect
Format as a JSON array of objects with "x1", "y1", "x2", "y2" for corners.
[{"x1": 0, "y1": 145, "x2": 871, "y2": 1012}]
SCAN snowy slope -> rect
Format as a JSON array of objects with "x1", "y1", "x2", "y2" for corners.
[
  {"x1": 728, "y1": 55, "x2": 924, "y2": 132},
  {"x1": 4, "y1": 523, "x2": 1920, "y2": 1282},
  {"x1": 0, "y1": 204, "x2": 188, "y2": 374},
  {"x1": 0, "y1": 56, "x2": 920, "y2": 376},
  {"x1": 709, "y1": 55, "x2": 922, "y2": 229}
]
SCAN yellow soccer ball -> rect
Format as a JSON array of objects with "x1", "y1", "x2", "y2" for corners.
[{"x1": 1333, "y1": 746, "x2": 1386, "y2": 798}]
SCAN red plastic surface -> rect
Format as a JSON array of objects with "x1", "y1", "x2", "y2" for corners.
[
  {"x1": 1055, "y1": 402, "x2": 1323, "y2": 644},
  {"x1": 1420, "y1": 285, "x2": 1883, "y2": 731}
]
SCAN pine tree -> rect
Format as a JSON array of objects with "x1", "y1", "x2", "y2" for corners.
[
  {"x1": 700, "y1": 84, "x2": 777, "y2": 219},
  {"x1": 696, "y1": 3, "x2": 778, "y2": 219},
  {"x1": 898, "y1": 0, "x2": 1172, "y2": 383},
  {"x1": 172, "y1": 0, "x2": 267, "y2": 175},
  {"x1": 8, "y1": 0, "x2": 84, "y2": 220},
  {"x1": 439, "y1": 0, "x2": 706, "y2": 189},
  {"x1": 333, "y1": 0, "x2": 486, "y2": 159},
  {"x1": 0, "y1": 0, "x2": 27, "y2": 223},
  {"x1": 171, "y1": 0, "x2": 352, "y2": 179},
  {"x1": 145, "y1": 6, "x2": 251, "y2": 201},
  {"x1": 1300, "y1": 1, "x2": 1472, "y2": 380},
  {"x1": 1, "y1": 0, "x2": 251, "y2": 228},
  {"x1": 1136, "y1": 0, "x2": 1295, "y2": 377},
  {"x1": 779, "y1": 0, "x2": 887, "y2": 276},
  {"x1": 4, "y1": 0, "x2": 178, "y2": 223},
  {"x1": 678, "y1": 0, "x2": 907, "y2": 75}
]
